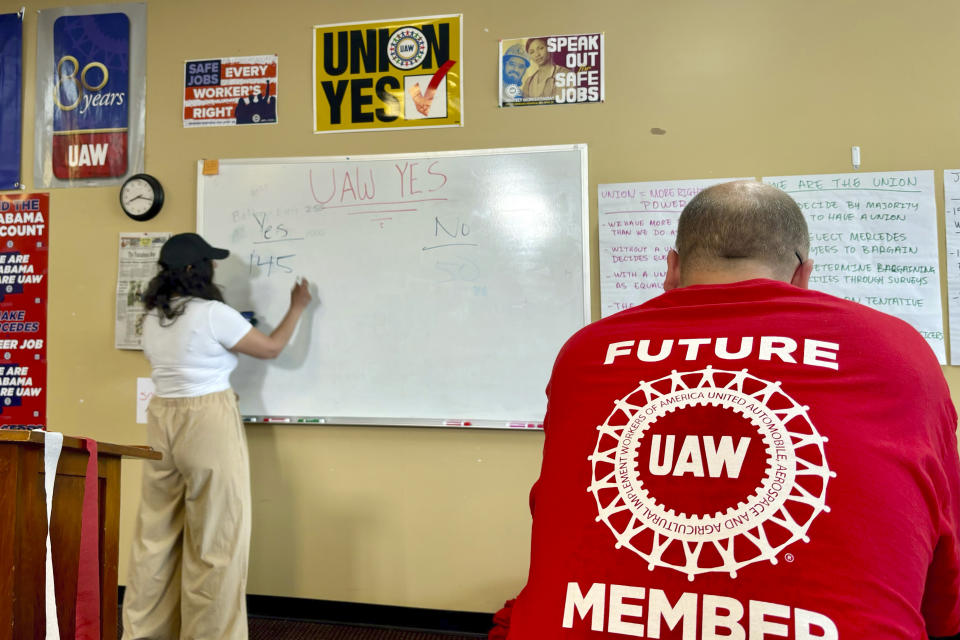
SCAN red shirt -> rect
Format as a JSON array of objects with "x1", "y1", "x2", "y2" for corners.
[{"x1": 499, "y1": 280, "x2": 960, "y2": 639}]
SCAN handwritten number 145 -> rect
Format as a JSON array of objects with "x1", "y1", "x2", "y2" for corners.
[{"x1": 249, "y1": 251, "x2": 294, "y2": 277}]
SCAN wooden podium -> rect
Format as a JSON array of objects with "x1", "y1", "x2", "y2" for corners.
[{"x1": 0, "y1": 430, "x2": 160, "y2": 640}]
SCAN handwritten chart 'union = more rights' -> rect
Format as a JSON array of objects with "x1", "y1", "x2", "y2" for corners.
[{"x1": 598, "y1": 177, "x2": 748, "y2": 317}]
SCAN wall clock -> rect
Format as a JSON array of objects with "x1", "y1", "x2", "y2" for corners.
[{"x1": 120, "y1": 173, "x2": 164, "y2": 221}]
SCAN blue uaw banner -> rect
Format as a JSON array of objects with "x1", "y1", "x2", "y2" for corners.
[
  {"x1": 51, "y1": 11, "x2": 130, "y2": 179},
  {"x1": 34, "y1": 3, "x2": 146, "y2": 188},
  {"x1": 0, "y1": 12, "x2": 23, "y2": 190}
]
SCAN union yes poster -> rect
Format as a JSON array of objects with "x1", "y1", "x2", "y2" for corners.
[
  {"x1": 313, "y1": 14, "x2": 462, "y2": 133},
  {"x1": 34, "y1": 3, "x2": 146, "y2": 187}
]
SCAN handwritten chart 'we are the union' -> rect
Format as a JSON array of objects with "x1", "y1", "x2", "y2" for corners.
[
  {"x1": 599, "y1": 172, "x2": 944, "y2": 363},
  {"x1": 764, "y1": 171, "x2": 943, "y2": 363}
]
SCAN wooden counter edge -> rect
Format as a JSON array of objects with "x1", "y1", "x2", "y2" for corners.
[{"x1": 0, "y1": 430, "x2": 161, "y2": 460}]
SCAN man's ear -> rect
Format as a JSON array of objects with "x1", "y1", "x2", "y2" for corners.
[
  {"x1": 791, "y1": 258, "x2": 814, "y2": 289},
  {"x1": 664, "y1": 249, "x2": 681, "y2": 291}
]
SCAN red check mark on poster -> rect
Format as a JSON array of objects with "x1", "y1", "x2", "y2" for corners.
[{"x1": 409, "y1": 60, "x2": 457, "y2": 116}]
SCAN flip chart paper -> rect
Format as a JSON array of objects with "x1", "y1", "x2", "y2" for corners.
[
  {"x1": 765, "y1": 171, "x2": 944, "y2": 363},
  {"x1": 942, "y1": 170, "x2": 960, "y2": 363},
  {"x1": 598, "y1": 177, "x2": 749, "y2": 317}
]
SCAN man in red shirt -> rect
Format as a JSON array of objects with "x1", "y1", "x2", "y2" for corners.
[{"x1": 492, "y1": 180, "x2": 960, "y2": 639}]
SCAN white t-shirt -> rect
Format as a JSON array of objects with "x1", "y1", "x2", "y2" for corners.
[{"x1": 141, "y1": 298, "x2": 253, "y2": 398}]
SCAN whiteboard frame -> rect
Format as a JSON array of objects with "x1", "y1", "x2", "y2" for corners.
[{"x1": 196, "y1": 144, "x2": 591, "y2": 429}]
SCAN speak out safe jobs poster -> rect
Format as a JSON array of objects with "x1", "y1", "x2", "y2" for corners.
[{"x1": 313, "y1": 14, "x2": 462, "y2": 134}]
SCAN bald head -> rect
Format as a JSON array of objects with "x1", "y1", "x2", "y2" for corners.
[{"x1": 671, "y1": 180, "x2": 810, "y2": 286}]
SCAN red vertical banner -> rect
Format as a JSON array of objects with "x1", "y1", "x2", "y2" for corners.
[{"x1": 0, "y1": 193, "x2": 48, "y2": 430}]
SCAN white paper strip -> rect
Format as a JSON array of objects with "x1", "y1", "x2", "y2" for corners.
[
  {"x1": 598, "y1": 177, "x2": 750, "y2": 317},
  {"x1": 136, "y1": 377, "x2": 155, "y2": 424},
  {"x1": 943, "y1": 170, "x2": 960, "y2": 364},
  {"x1": 764, "y1": 171, "x2": 945, "y2": 363},
  {"x1": 40, "y1": 429, "x2": 63, "y2": 639}
]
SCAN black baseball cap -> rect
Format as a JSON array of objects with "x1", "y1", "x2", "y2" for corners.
[{"x1": 159, "y1": 233, "x2": 229, "y2": 268}]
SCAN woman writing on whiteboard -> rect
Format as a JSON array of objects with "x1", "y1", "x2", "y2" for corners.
[{"x1": 122, "y1": 232, "x2": 311, "y2": 640}]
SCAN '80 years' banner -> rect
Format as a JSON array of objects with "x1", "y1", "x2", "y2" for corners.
[
  {"x1": 0, "y1": 193, "x2": 48, "y2": 430},
  {"x1": 313, "y1": 14, "x2": 462, "y2": 133},
  {"x1": 34, "y1": 3, "x2": 146, "y2": 187}
]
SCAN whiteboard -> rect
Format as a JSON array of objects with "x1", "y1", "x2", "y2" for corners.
[{"x1": 197, "y1": 145, "x2": 590, "y2": 427}]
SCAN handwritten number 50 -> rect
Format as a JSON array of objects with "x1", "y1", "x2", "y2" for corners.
[{"x1": 54, "y1": 55, "x2": 108, "y2": 111}]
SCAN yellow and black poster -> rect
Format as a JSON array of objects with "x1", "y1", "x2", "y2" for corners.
[{"x1": 313, "y1": 15, "x2": 462, "y2": 134}]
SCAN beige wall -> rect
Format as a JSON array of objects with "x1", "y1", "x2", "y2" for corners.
[{"x1": 7, "y1": 0, "x2": 960, "y2": 613}]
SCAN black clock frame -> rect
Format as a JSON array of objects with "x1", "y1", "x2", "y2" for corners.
[{"x1": 120, "y1": 173, "x2": 164, "y2": 221}]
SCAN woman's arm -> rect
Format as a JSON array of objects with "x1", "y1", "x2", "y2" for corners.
[{"x1": 231, "y1": 278, "x2": 312, "y2": 359}]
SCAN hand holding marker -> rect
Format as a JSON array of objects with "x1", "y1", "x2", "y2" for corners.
[
  {"x1": 242, "y1": 277, "x2": 312, "y2": 327},
  {"x1": 290, "y1": 276, "x2": 312, "y2": 311},
  {"x1": 245, "y1": 276, "x2": 313, "y2": 424}
]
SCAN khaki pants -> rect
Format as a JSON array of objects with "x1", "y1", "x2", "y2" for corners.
[{"x1": 122, "y1": 389, "x2": 250, "y2": 640}]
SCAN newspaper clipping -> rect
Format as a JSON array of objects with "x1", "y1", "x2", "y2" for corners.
[{"x1": 116, "y1": 232, "x2": 168, "y2": 349}]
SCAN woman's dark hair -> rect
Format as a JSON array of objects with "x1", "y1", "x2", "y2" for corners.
[
  {"x1": 525, "y1": 37, "x2": 547, "y2": 53},
  {"x1": 142, "y1": 258, "x2": 223, "y2": 322}
]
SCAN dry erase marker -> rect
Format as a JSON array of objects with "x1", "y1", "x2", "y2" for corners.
[
  {"x1": 297, "y1": 417, "x2": 322, "y2": 423},
  {"x1": 507, "y1": 422, "x2": 543, "y2": 429},
  {"x1": 443, "y1": 419, "x2": 471, "y2": 426},
  {"x1": 263, "y1": 417, "x2": 291, "y2": 423}
]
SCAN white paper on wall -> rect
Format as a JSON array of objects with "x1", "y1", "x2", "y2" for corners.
[
  {"x1": 764, "y1": 171, "x2": 944, "y2": 363},
  {"x1": 136, "y1": 377, "x2": 155, "y2": 424},
  {"x1": 598, "y1": 177, "x2": 750, "y2": 317},
  {"x1": 942, "y1": 170, "x2": 960, "y2": 364}
]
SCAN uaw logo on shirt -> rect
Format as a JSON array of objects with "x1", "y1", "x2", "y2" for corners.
[{"x1": 589, "y1": 367, "x2": 834, "y2": 578}]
